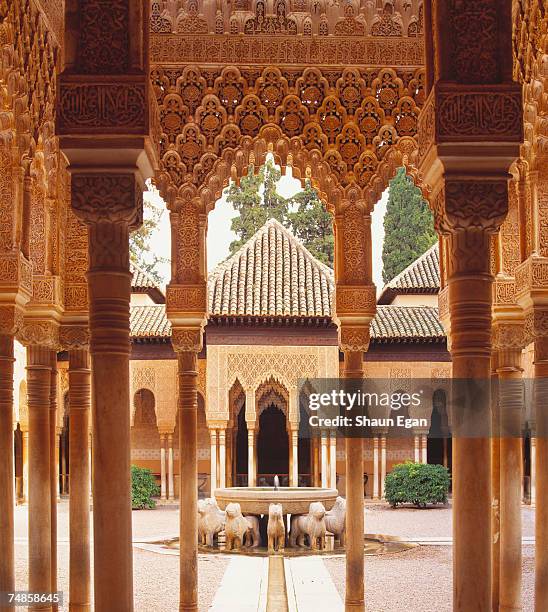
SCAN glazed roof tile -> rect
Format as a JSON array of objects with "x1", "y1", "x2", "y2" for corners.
[
  {"x1": 208, "y1": 218, "x2": 334, "y2": 318},
  {"x1": 378, "y1": 243, "x2": 440, "y2": 304}
]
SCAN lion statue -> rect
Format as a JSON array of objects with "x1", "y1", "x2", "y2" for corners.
[
  {"x1": 224, "y1": 502, "x2": 260, "y2": 550},
  {"x1": 197, "y1": 498, "x2": 226, "y2": 547},
  {"x1": 325, "y1": 496, "x2": 346, "y2": 547},
  {"x1": 267, "y1": 503, "x2": 285, "y2": 553},
  {"x1": 289, "y1": 501, "x2": 326, "y2": 550}
]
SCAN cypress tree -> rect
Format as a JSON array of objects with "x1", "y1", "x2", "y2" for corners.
[{"x1": 382, "y1": 168, "x2": 437, "y2": 284}]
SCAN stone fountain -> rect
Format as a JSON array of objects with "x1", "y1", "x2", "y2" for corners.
[{"x1": 213, "y1": 485, "x2": 339, "y2": 515}]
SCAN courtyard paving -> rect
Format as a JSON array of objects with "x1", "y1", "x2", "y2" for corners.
[{"x1": 12, "y1": 500, "x2": 536, "y2": 611}]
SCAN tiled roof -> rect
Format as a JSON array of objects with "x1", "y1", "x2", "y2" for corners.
[
  {"x1": 130, "y1": 262, "x2": 165, "y2": 304},
  {"x1": 130, "y1": 305, "x2": 171, "y2": 339},
  {"x1": 208, "y1": 218, "x2": 334, "y2": 318},
  {"x1": 371, "y1": 306, "x2": 445, "y2": 343},
  {"x1": 129, "y1": 304, "x2": 445, "y2": 343},
  {"x1": 378, "y1": 243, "x2": 440, "y2": 304}
]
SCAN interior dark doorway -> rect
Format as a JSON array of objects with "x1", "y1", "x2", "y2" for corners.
[
  {"x1": 235, "y1": 404, "x2": 248, "y2": 485},
  {"x1": 257, "y1": 404, "x2": 289, "y2": 485}
]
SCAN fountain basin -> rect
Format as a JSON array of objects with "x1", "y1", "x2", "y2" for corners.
[{"x1": 213, "y1": 486, "x2": 338, "y2": 515}]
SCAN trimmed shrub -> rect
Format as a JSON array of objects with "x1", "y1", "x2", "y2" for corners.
[
  {"x1": 131, "y1": 465, "x2": 160, "y2": 510},
  {"x1": 384, "y1": 462, "x2": 450, "y2": 508}
]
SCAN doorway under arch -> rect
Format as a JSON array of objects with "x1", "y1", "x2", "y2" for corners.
[{"x1": 257, "y1": 404, "x2": 289, "y2": 485}]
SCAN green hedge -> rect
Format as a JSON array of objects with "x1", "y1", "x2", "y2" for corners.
[
  {"x1": 131, "y1": 465, "x2": 160, "y2": 510},
  {"x1": 384, "y1": 462, "x2": 450, "y2": 508}
]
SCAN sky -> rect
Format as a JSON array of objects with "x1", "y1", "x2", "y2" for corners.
[{"x1": 145, "y1": 172, "x2": 389, "y2": 291}]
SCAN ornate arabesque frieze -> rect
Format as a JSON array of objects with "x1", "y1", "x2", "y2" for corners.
[
  {"x1": 152, "y1": 64, "x2": 425, "y2": 198},
  {"x1": 150, "y1": 0, "x2": 424, "y2": 39},
  {"x1": 151, "y1": 34, "x2": 424, "y2": 66},
  {"x1": 58, "y1": 79, "x2": 148, "y2": 133}
]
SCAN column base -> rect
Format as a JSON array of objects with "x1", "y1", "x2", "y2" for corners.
[
  {"x1": 69, "y1": 604, "x2": 91, "y2": 611},
  {"x1": 179, "y1": 604, "x2": 198, "y2": 611},
  {"x1": 499, "y1": 606, "x2": 522, "y2": 612}
]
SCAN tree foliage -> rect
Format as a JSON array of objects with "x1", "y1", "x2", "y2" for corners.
[
  {"x1": 226, "y1": 160, "x2": 334, "y2": 266},
  {"x1": 129, "y1": 193, "x2": 167, "y2": 285},
  {"x1": 384, "y1": 462, "x2": 450, "y2": 508},
  {"x1": 382, "y1": 168, "x2": 437, "y2": 284},
  {"x1": 131, "y1": 465, "x2": 160, "y2": 510}
]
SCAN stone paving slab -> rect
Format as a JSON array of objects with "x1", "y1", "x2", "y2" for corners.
[
  {"x1": 286, "y1": 556, "x2": 343, "y2": 612},
  {"x1": 209, "y1": 556, "x2": 267, "y2": 612}
]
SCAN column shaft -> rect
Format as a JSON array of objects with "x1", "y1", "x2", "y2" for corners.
[
  {"x1": 498, "y1": 350, "x2": 524, "y2": 612},
  {"x1": 380, "y1": 437, "x2": 387, "y2": 498},
  {"x1": 178, "y1": 351, "x2": 198, "y2": 612},
  {"x1": 414, "y1": 435, "x2": 420, "y2": 463},
  {"x1": 530, "y1": 436, "x2": 536, "y2": 506},
  {"x1": 160, "y1": 435, "x2": 167, "y2": 501},
  {"x1": 22, "y1": 431, "x2": 29, "y2": 503},
  {"x1": 68, "y1": 348, "x2": 91, "y2": 612},
  {"x1": 534, "y1": 357, "x2": 548, "y2": 611},
  {"x1": 0, "y1": 335, "x2": 15, "y2": 611},
  {"x1": 27, "y1": 345, "x2": 53, "y2": 612},
  {"x1": 421, "y1": 434, "x2": 428, "y2": 464},
  {"x1": 218, "y1": 429, "x2": 226, "y2": 489},
  {"x1": 343, "y1": 350, "x2": 364, "y2": 611},
  {"x1": 168, "y1": 436, "x2": 175, "y2": 501},
  {"x1": 49, "y1": 358, "x2": 58, "y2": 605},
  {"x1": 87, "y1": 221, "x2": 133, "y2": 612},
  {"x1": 321, "y1": 433, "x2": 328, "y2": 488},
  {"x1": 373, "y1": 437, "x2": 379, "y2": 499},
  {"x1": 209, "y1": 429, "x2": 217, "y2": 495},
  {"x1": 329, "y1": 432, "x2": 336, "y2": 489},
  {"x1": 448, "y1": 229, "x2": 493, "y2": 612},
  {"x1": 247, "y1": 429, "x2": 256, "y2": 487}
]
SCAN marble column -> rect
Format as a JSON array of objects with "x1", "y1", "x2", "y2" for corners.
[
  {"x1": 421, "y1": 434, "x2": 428, "y2": 464},
  {"x1": 68, "y1": 346, "x2": 91, "y2": 612},
  {"x1": 72, "y1": 186, "x2": 139, "y2": 612},
  {"x1": 160, "y1": 434, "x2": 167, "y2": 501},
  {"x1": 27, "y1": 344, "x2": 54, "y2": 612},
  {"x1": 49, "y1": 356, "x2": 58, "y2": 605},
  {"x1": 496, "y1": 339, "x2": 524, "y2": 612},
  {"x1": 247, "y1": 429, "x2": 256, "y2": 487},
  {"x1": 290, "y1": 429, "x2": 299, "y2": 487},
  {"x1": 218, "y1": 429, "x2": 226, "y2": 489},
  {"x1": 533, "y1": 339, "x2": 548, "y2": 611},
  {"x1": 329, "y1": 432, "x2": 336, "y2": 489},
  {"x1": 320, "y1": 431, "x2": 328, "y2": 488},
  {"x1": 56, "y1": 430, "x2": 62, "y2": 501},
  {"x1": 343, "y1": 351, "x2": 365, "y2": 611},
  {"x1": 209, "y1": 428, "x2": 218, "y2": 495},
  {"x1": 177, "y1": 350, "x2": 199, "y2": 612},
  {"x1": 414, "y1": 434, "x2": 420, "y2": 463},
  {"x1": 22, "y1": 429, "x2": 29, "y2": 503},
  {"x1": 0, "y1": 334, "x2": 15, "y2": 609},
  {"x1": 373, "y1": 436, "x2": 379, "y2": 499},
  {"x1": 531, "y1": 434, "x2": 536, "y2": 506},
  {"x1": 168, "y1": 434, "x2": 175, "y2": 501},
  {"x1": 380, "y1": 436, "x2": 387, "y2": 498},
  {"x1": 447, "y1": 227, "x2": 496, "y2": 611}
]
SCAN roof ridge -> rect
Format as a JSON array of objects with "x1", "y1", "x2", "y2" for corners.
[{"x1": 209, "y1": 217, "x2": 333, "y2": 279}]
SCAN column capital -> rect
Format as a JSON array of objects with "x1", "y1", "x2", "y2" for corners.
[
  {"x1": 60, "y1": 325, "x2": 90, "y2": 351},
  {"x1": 171, "y1": 327, "x2": 204, "y2": 353},
  {"x1": 19, "y1": 319, "x2": 59, "y2": 350},
  {"x1": 492, "y1": 320, "x2": 527, "y2": 352},
  {"x1": 0, "y1": 305, "x2": 24, "y2": 337},
  {"x1": 432, "y1": 180, "x2": 509, "y2": 237},
  {"x1": 71, "y1": 172, "x2": 143, "y2": 230},
  {"x1": 338, "y1": 326, "x2": 371, "y2": 353}
]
